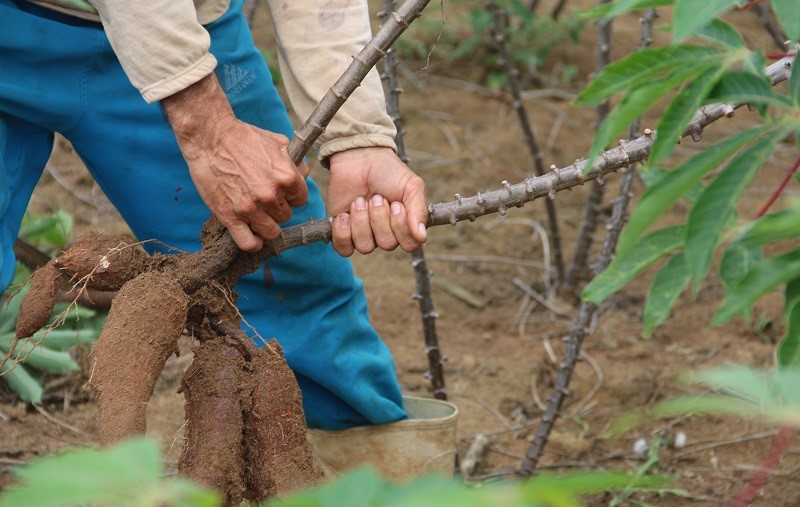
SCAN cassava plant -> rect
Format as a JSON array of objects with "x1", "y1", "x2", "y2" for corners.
[{"x1": 571, "y1": 0, "x2": 799, "y2": 502}]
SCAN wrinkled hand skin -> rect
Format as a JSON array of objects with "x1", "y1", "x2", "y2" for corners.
[
  {"x1": 326, "y1": 146, "x2": 428, "y2": 257},
  {"x1": 162, "y1": 73, "x2": 309, "y2": 252}
]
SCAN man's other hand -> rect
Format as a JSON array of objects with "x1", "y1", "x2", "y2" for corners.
[{"x1": 327, "y1": 147, "x2": 427, "y2": 257}]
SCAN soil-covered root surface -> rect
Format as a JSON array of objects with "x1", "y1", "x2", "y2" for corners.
[
  {"x1": 55, "y1": 231, "x2": 149, "y2": 291},
  {"x1": 15, "y1": 260, "x2": 59, "y2": 339},
  {"x1": 179, "y1": 338, "x2": 247, "y2": 506},
  {"x1": 243, "y1": 340, "x2": 324, "y2": 499},
  {"x1": 89, "y1": 271, "x2": 189, "y2": 445}
]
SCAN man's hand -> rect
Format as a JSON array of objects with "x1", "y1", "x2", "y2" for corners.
[
  {"x1": 162, "y1": 73, "x2": 309, "y2": 252},
  {"x1": 327, "y1": 147, "x2": 427, "y2": 257}
]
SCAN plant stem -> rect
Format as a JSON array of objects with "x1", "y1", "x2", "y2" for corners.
[
  {"x1": 751, "y1": 2, "x2": 789, "y2": 51},
  {"x1": 487, "y1": 0, "x2": 565, "y2": 285},
  {"x1": 380, "y1": 0, "x2": 447, "y2": 400},
  {"x1": 550, "y1": 0, "x2": 568, "y2": 19},
  {"x1": 562, "y1": 0, "x2": 613, "y2": 298},
  {"x1": 730, "y1": 425, "x2": 795, "y2": 507},
  {"x1": 518, "y1": 8, "x2": 657, "y2": 476},
  {"x1": 756, "y1": 156, "x2": 800, "y2": 218}
]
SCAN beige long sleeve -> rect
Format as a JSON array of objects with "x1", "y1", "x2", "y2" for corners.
[{"x1": 266, "y1": 0, "x2": 397, "y2": 160}]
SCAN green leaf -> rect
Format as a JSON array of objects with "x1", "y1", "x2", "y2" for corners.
[
  {"x1": 713, "y1": 248, "x2": 800, "y2": 325},
  {"x1": 743, "y1": 50, "x2": 767, "y2": 78},
  {"x1": 737, "y1": 205, "x2": 800, "y2": 248},
  {"x1": 778, "y1": 278, "x2": 800, "y2": 368},
  {"x1": 685, "y1": 131, "x2": 785, "y2": 288},
  {"x1": 607, "y1": 394, "x2": 760, "y2": 436},
  {"x1": 581, "y1": 0, "x2": 672, "y2": 20},
  {"x1": 0, "y1": 362, "x2": 42, "y2": 404},
  {"x1": 574, "y1": 45, "x2": 721, "y2": 106},
  {"x1": 642, "y1": 252, "x2": 690, "y2": 338},
  {"x1": 649, "y1": 65, "x2": 726, "y2": 166},
  {"x1": 31, "y1": 329, "x2": 98, "y2": 350},
  {"x1": 18, "y1": 211, "x2": 73, "y2": 249},
  {"x1": 585, "y1": 64, "x2": 712, "y2": 174},
  {"x1": 582, "y1": 225, "x2": 686, "y2": 304},
  {"x1": 695, "y1": 18, "x2": 744, "y2": 48},
  {"x1": 706, "y1": 71, "x2": 792, "y2": 109},
  {"x1": 0, "y1": 285, "x2": 29, "y2": 334},
  {"x1": 0, "y1": 335, "x2": 80, "y2": 374},
  {"x1": 772, "y1": 0, "x2": 800, "y2": 42},
  {"x1": 672, "y1": 0, "x2": 741, "y2": 42},
  {"x1": 617, "y1": 126, "x2": 765, "y2": 256},
  {"x1": 718, "y1": 241, "x2": 762, "y2": 320}
]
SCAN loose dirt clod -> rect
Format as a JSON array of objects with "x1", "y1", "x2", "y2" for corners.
[
  {"x1": 179, "y1": 337, "x2": 247, "y2": 506},
  {"x1": 56, "y1": 231, "x2": 148, "y2": 291},
  {"x1": 243, "y1": 340, "x2": 323, "y2": 499},
  {"x1": 90, "y1": 271, "x2": 188, "y2": 446},
  {"x1": 15, "y1": 260, "x2": 59, "y2": 339}
]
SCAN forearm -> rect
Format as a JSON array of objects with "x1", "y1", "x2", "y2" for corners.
[
  {"x1": 161, "y1": 72, "x2": 233, "y2": 143},
  {"x1": 265, "y1": 0, "x2": 397, "y2": 160}
]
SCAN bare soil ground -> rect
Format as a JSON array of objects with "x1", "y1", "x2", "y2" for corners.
[{"x1": 2, "y1": 0, "x2": 799, "y2": 505}]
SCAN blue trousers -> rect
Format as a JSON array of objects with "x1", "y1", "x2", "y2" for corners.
[{"x1": 0, "y1": 0, "x2": 406, "y2": 430}]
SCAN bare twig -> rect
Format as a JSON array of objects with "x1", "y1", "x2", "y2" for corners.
[
  {"x1": 243, "y1": 0, "x2": 259, "y2": 26},
  {"x1": 12, "y1": 238, "x2": 52, "y2": 270},
  {"x1": 34, "y1": 404, "x2": 82, "y2": 435},
  {"x1": 519, "y1": 8, "x2": 658, "y2": 476},
  {"x1": 487, "y1": 0, "x2": 565, "y2": 285},
  {"x1": 751, "y1": 2, "x2": 789, "y2": 51},
  {"x1": 550, "y1": 0, "x2": 568, "y2": 19},
  {"x1": 562, "y1": 0, "x2": 613, "y2": 298},
  {"x1": 460, "y1": 434, "x2": 490, "y2": 477},
  {"x1": 381, "y1": 0, "x2": 447, "y2": 401}
]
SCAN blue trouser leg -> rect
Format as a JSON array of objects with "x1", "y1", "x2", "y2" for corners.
[
  {"x1": 0, "y1": 0, "x2": 406, "y2": 430},
  {"x1": 0, "y1": 115, "x2": 54, "y2": 289}
]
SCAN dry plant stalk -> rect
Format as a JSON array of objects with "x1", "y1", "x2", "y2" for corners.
[
  {"x1": 487, "y1": 0, "x2": 565, "y2": 284},
  {"x1": 519, "y1": 8, "x2": 655, "y2": 475},
  {"x1": 380, "y1": 0, "x2": 447, "y2": 401},
  {"x1": 562, "y1": 0, "x2": 613, "y2": 298}
]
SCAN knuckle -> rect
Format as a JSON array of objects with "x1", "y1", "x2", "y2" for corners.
[{"x1": 234, "y1": 200, "x2": 258, "y2": 216}]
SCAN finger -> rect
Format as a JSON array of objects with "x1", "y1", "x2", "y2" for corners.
[
  {"x1": 226, "y1": 219, "x2": 264, "y2": 252},
  {"x1": 350, "y1": 196, "x2": 375, "y2": 254},
  {"x1": 247, "y1": 210, "x2": 283, "y2": 241},
  {"x1": 262, "y1": 195, "x2": 293, "y2": 224},
  {"x1": 403, "y1": 175, "x2": 429, "y2": 243},
  {"x1": 389, "y1": 201, "x2": 421, "y2": 253},
  {"x1": 332, "y1": 213, "x2": 354, "y2": 257},
  {"x1": 297, "y1": 161, "x2": 311, "y2": 179},
  {"x1": 368, "y1": 195, "x2": 398, "y2": 251},
  {"x1": 274, "y1": 161, "x2": 308, "y2": 208}
]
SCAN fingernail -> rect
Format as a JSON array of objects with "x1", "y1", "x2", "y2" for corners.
[
  {"x1": 338, "y1": 213, "x2": 350, "y2": 228},
  {"x1": 355, "y1": 197, "x2": 367, "y2": 211},
  {"x1": 391, "y1": 202, "x2": 402, "y2": 215},
  {"x1": 418, "y1": 223, "x2": 427, "y2": 240},
  {"x1": 371, "y1": 194, "x2": 384, "y2": 207}
]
